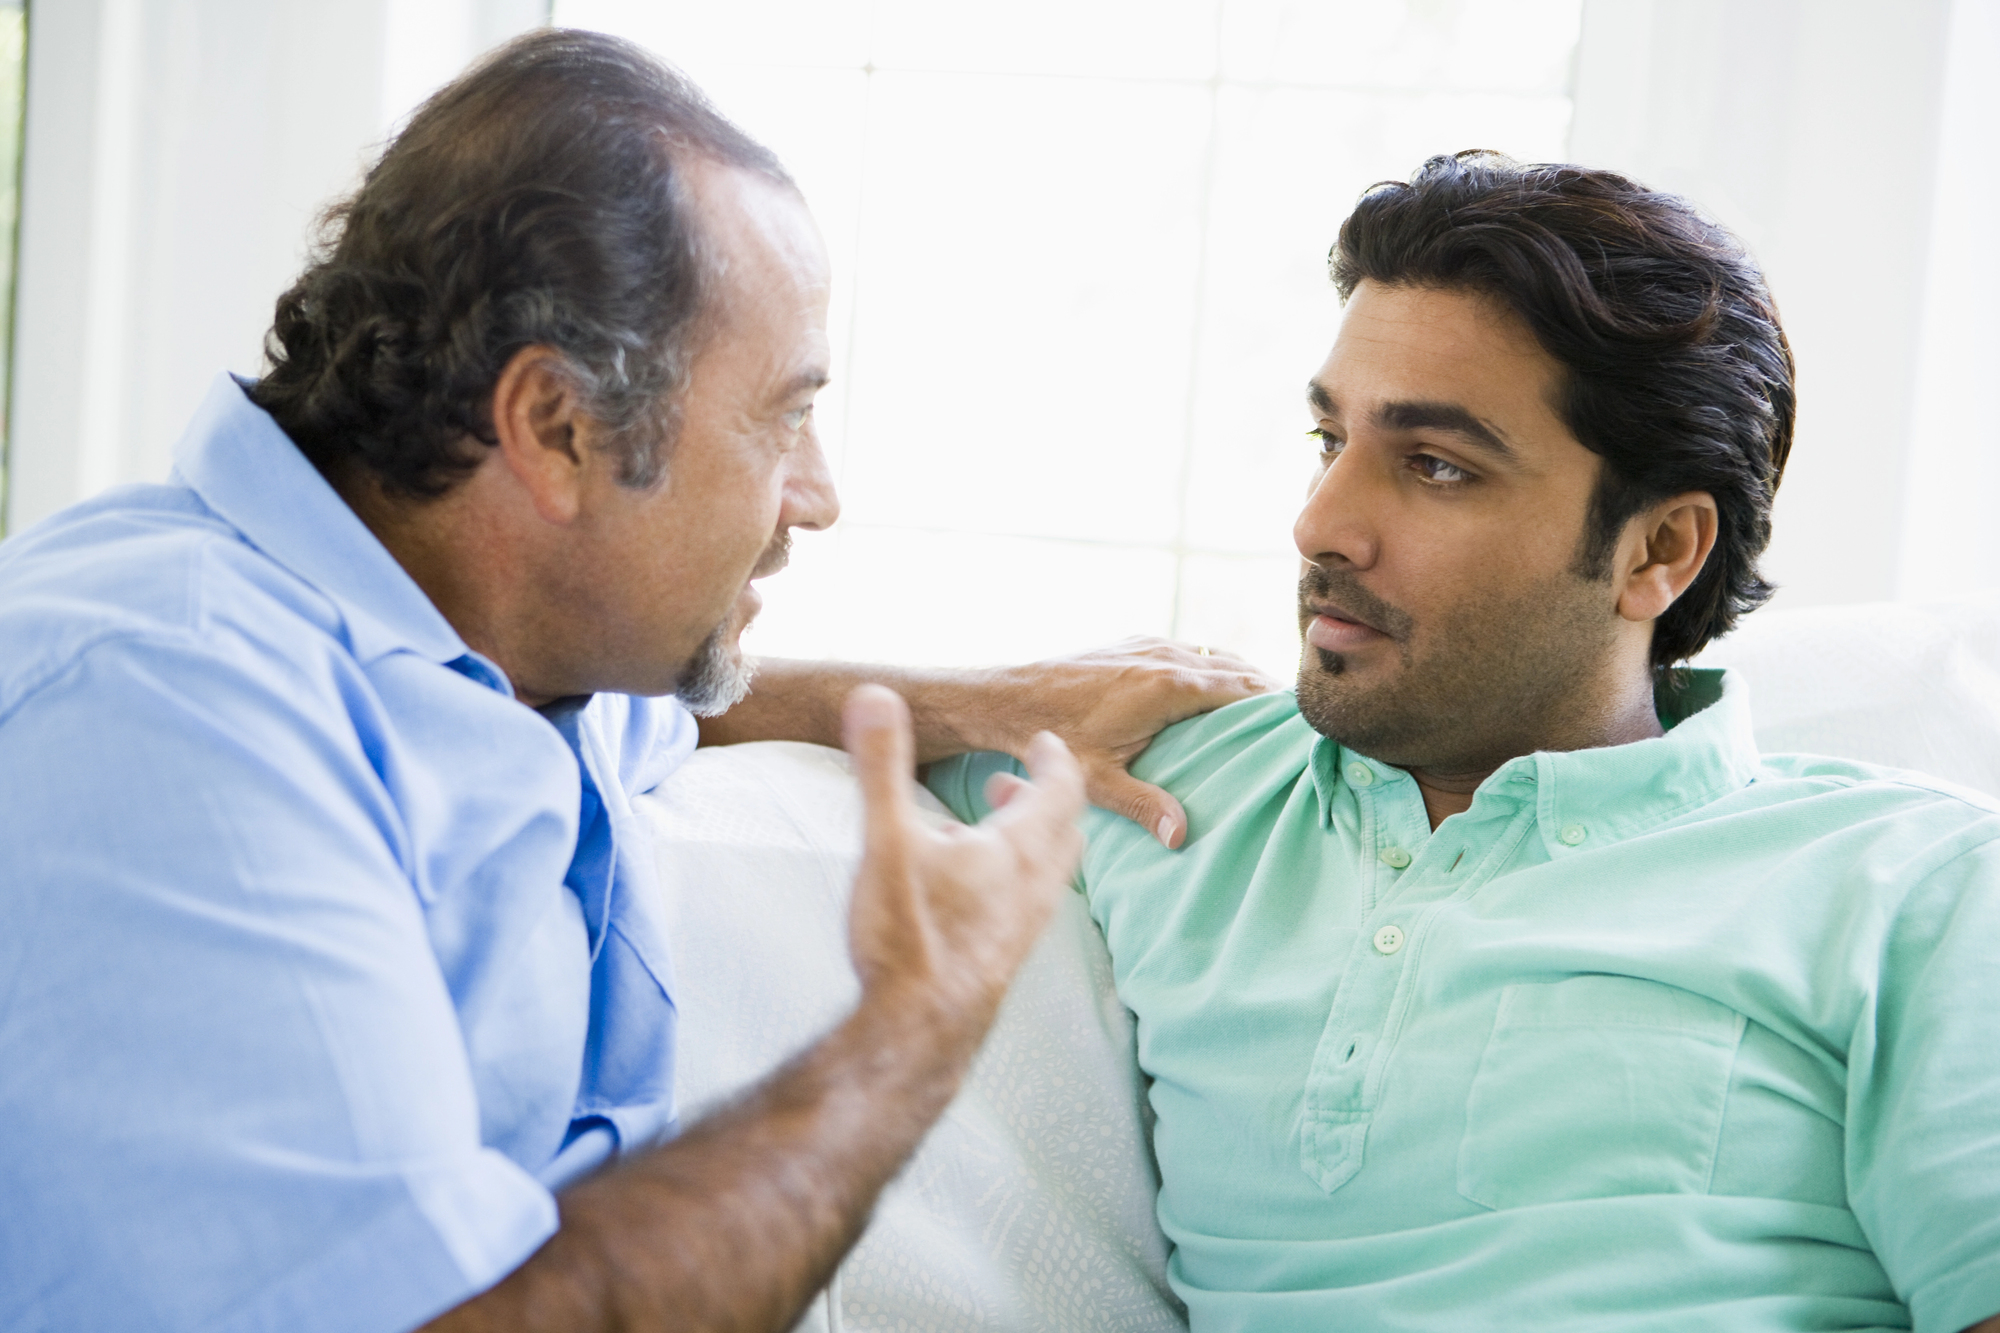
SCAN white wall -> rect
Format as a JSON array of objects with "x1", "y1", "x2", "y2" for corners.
[
  {"x1": 1897, "y1": 0, "x2": 2000, "y2": 601},
  {"x1": 3, "y1": 0, "x2": 544, "y2": 535},
  {"x1": 1569, "y1": 0, "x2": 1995, "y2": 607},
  {"x1": 559, "y1": 0, "x2": 1586, "y2": 677},
  {"x1": 10, "y1": 0, "x2": 1993, "y2": 617}
]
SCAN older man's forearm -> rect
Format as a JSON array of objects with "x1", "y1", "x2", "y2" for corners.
[
  {"x1": 698, "y1": 643, "x2": 1274, "y2": 765},
  {"x1": 697, "y1": 657, "x2": 1004, "y2": 761},
  {"x1": 422, "y1": 986, "x2": 970, "y2": 1333}
]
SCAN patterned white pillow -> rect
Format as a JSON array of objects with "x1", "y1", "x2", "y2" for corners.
[{"x1": 638, "y1": 740, "x2": 1186, "y2": 1333}]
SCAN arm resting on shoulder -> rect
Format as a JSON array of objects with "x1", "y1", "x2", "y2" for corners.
[{"x1": 699, "y1": 639, "x2": 1275, "y2": 847}]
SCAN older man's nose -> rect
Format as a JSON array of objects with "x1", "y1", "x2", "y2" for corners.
[{"x1": 785, "y1": 433, "x2": 841, "y2": 533}]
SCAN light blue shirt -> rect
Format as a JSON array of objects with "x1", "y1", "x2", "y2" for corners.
[{"x1": 0, "y1": 375, "x2": 697, "y2": 1333}]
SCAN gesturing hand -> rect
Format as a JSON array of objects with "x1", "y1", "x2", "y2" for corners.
[
  {"x1": 988, "y1": 637, "x2": 1276, "y2": 851},
  {"x1": 843, "y1": 685, "x2": 1086, "y2": 1046}
]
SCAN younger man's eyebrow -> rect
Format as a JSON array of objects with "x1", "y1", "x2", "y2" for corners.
[
  {"x1": 1306, "y1": 380, "x2": 1338, "y2": 417},
  {"x1": 1376, "y1": 400, "x2": 1518, "y2": 461}
]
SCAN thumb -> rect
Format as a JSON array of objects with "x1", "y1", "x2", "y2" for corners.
[
  {"x1": 843, "y1": 684, "x2": 915, "y2": 848},
  {"x1": 1087, "y1": 766, "x2": 1190, "y2": 850}
]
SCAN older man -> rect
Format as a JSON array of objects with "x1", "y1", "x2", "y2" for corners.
[
  {"x1": 0, "y1": 31, "x2": 1262, "y2": 1333},
  {"x1": 933, "y1": 153, "x2": 2000, "y2": 1332}
]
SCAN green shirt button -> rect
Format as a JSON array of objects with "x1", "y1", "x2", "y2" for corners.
[
  {"x1": 1345, "y1": 762, "x2": 1375, "y2": 788},
  {"x1": 1379, "y1": 846, "x2": 1411, "y2": 869},
  {"x1": 1560, "y1": 824, "x2": 1589, "y2": 846},
  {"x1": 1373, "y1": 925, "x2": 1406, "y2": 955}
]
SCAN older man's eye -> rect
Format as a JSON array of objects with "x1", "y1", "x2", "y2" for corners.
[
  {"x1": 785, "y1": 405, "x2": 814, "y2": 431},
  {"x1": 1412, "y1": 454, "x2": 1471, "y2": 484}
]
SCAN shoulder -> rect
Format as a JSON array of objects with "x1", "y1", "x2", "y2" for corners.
[
  {"x1": 1756, "y1": 750, "x2": 2000, "y2": 816},
  {"x1": 1709, "y1": 753, "x2": 2000, "y2": 932},
  {"x1": 1085, "y1": 690, "x2": 1319, "y2": 851},
  {"x1": 1742, "y1": 752, "x2": 2000, "y2": 861},
  {"x1": 927, "y1": 692, "x2": 1317, "y2": 831},
  {"x1": 1128, "y1": 689, "x2": 1318, "y2": 793},
  {"x1": 0, "y1": 484, "x2": 351, "y2": 727}
]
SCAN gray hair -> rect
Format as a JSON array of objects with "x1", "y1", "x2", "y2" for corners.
[{"x1": 251, "y1": 28, "x2": 792, "y2": 496}]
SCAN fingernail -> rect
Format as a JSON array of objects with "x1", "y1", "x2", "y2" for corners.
[{"x1": 1157, "y1": 816, "x2": 1177, "y2": 847}]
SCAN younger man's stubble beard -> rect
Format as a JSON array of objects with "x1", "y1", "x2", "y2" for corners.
[{"x1": 1292, "y1": 561, "x2": 1616, "y2": 774}]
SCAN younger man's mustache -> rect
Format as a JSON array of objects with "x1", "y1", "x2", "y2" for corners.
[{"x1": 1297, "y1": 565, "x2": 1414, "y2": 641}]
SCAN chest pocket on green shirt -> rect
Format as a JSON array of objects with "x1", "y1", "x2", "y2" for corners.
[{"x1": 1457, "y1": 975, "x2": 1748, "y2": 1212}]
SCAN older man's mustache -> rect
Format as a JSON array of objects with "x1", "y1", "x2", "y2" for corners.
[{"x1": 752, "y1": 531, "x2": 792, "y2": 580}]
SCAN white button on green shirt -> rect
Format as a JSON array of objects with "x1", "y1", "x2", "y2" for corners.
[{"x1": 928, "y1": 670, "x2": 2000, "y2": 1332}]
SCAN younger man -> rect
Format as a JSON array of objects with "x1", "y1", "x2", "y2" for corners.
[{"x1": 935, "y1": 152, "x2": 2000, "y2": 1332}]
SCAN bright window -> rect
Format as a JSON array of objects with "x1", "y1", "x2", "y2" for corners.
[
  {"x1": 554, "y1": 0, "x2": 1583, "y2": 677},
  {"x1": 0, "y1": 0, "x2": 24, "y2": 535}
]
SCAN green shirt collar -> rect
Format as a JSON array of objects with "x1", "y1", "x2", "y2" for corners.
[{"x1": 1308, "y1": 668, "x2": 1760, "y2": 850}]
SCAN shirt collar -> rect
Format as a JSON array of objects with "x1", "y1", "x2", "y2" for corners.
[
  {"x1": 1308, "y1": 668, "x2": 1761, "y2": 847},
  {"x1": 1517, "y1": 668, "x2": 1761, "y2": 854},
  {"x1": 173, "y1": 374, "x2": 473, "y2": 670}
]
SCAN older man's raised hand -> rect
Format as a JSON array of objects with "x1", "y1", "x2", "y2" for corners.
[
  {"x1": 843, "y1": 683, "x2": 1084, "y2": 1046},
  {"x1": 426, "y1": 685, "x2": 1086, "y2": 1333}
]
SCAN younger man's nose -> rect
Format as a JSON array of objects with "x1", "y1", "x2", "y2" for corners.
[{"x1": 1293, "y1": 453, "x2": 1380, "y2": 572}]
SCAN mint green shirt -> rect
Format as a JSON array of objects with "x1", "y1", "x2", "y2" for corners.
[{"x1": 929, "y1": 671, "x2": 2000, "y2": 1332}]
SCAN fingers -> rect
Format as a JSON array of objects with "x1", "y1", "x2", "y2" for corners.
[
  {"x1": 1086, "y1": 765, "x2": 1191, "y2": 850},
  {"x1": 1004, "y1": 732, "x2": 1087, "y2": 903},
  {"x1": 1177, "y1": 643, "x2": 1282, "y2": 696},
  {"x1": 844, "y1": 684, "x2": 915, "y2": 847},
  {"x1": 1019, "y1": 730, "x2": 1087, "y2": 821},
  {"x1": 983, "y1": 731, "x2": 1087, "y2": 864},
  {"x1": 983, "y1": 770, "x2": 1030, "y2": 811}
]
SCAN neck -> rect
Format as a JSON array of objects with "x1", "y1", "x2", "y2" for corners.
[
  {"x1": 1406, "y1": 661, "x2": 1664, "y2": 830},
  {"x1": 333, "y1": 468, "x2": 559, "y2": 706}
]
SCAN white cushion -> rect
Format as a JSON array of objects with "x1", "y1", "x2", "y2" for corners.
[
  {"x1": 1695, "y1": 593, "x2": 2000, "y2": 799},
  {"x1": 639, "y1": 741, "x2": 1185, "y2": 1333}
]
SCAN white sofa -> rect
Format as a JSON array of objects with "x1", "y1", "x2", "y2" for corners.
[{"x1": 634, "y1": 594, "x2": 2000, "y2": 1333}]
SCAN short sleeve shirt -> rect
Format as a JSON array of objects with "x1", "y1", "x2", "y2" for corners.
[
  {"x1": 0, "y1": 376, "x2": 696, "y2": 1333},
  {"x1": 929, "y1": 673, "x2": 2000, "y2": 1333}
]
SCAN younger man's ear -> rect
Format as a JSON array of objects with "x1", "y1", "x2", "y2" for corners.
[
  {"x1": 488, "y1": 346, "x2": 592, "y2": 527},
  {"x1": 1615, "y1": 492, "x2": 1719, "y2": 624}
]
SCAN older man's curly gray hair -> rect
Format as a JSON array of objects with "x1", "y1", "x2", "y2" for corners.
[{"x1": 252, "y1": 28, "x2": 790, "y2": 497}]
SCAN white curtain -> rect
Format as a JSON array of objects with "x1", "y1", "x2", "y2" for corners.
[
  {"x1": 1568, "y1": 0, "x2": 2000, "y2": 605},
  {"x1": 3, "y1": 0, "x2": 545, "y2": 534}
]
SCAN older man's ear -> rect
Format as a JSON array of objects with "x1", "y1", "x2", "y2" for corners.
[{"x1": 486, "y1": 346, "x2": 598, "y2": 528}]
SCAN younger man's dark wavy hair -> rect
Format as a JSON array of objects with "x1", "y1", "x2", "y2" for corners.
[
  {"x1": 252, "y1": 29, "x2": 787, "y2": 497},
  {"x1": 1331, "y1": 151, "x2": 1795, "y2": 667}
]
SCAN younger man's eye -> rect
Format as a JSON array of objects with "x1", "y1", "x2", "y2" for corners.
[
  {"x1": 1308, "y1": 428, "x2": 1344, "y2": 457},
  {"x1": 1412, "y1": 454, "x2": 1470, "y2": 484}
]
